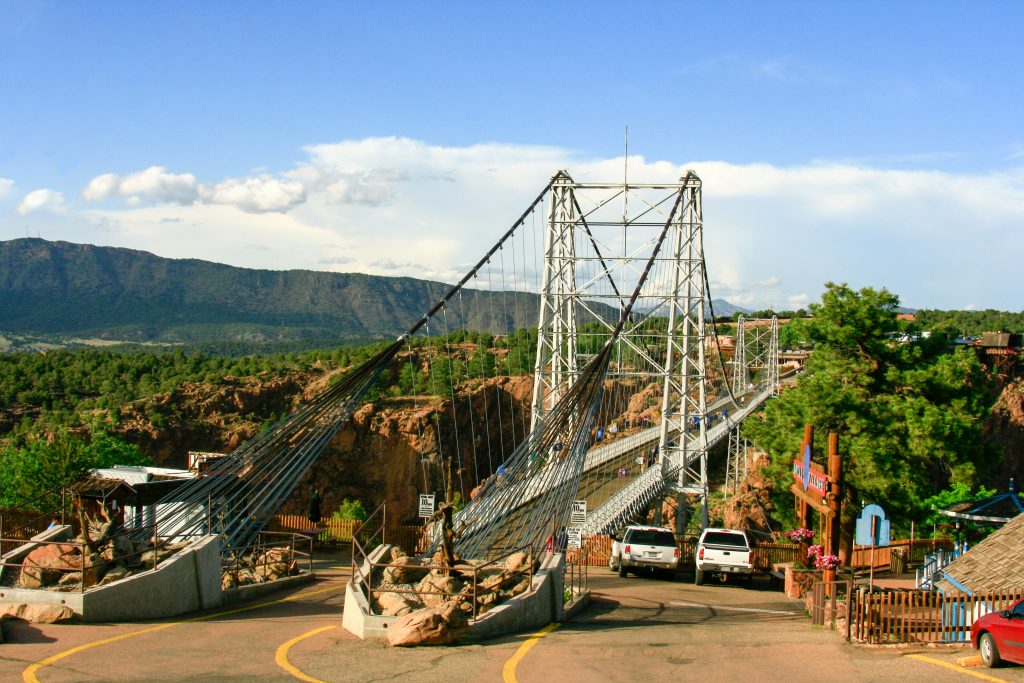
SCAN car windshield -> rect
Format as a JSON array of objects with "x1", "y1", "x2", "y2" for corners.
[
  {"x1": 627, "y1": 530, "x2": 676, "y2": 546},
  {"x1": 702, "y1": 532, "x2": 748, "y2": 547}
]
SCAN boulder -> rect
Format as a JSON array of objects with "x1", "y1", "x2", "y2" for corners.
[
  {"x1": 503, "y1": 551, "x2": 532, "y2": 575},
  {"x1": 383, "y1": 554, "x2": 429, "y2": 585},
  {"x1": 377, "y1": 590, "x2": 424, "y2": 617},
  {"x1": 97, "y1": 564, "x2": 130, "y2": 586},
  {"x1": 112, "y1": 534, "x2": 135, "y2": 561},
  {"x1": 416, "y1": 573, "x2": 461, "y2": 608},
  {"x1": 254, "y1": 548, "x2": 295, "y2": 581},
  {"x1": 19, "y1": 543, "x2": 83, "y2": 589},
  {"x1": 387, "y1": 599, "x2": 469, "y2": 647},
  {"x1": 0, "y1": 602, "x2": 75, "y2": 624},
  {"x1": 58, "y1": 571, "x2": 83, "y2": 587},
  {"x1": 139, "y1": 544, "x2": 182, "y2": 567},
  {"x1": 236, "y1": 568, "x2": 262, "y2": 586},
  {"x1": 501, "y1": 576, "x2": 532, "y2": 601}
]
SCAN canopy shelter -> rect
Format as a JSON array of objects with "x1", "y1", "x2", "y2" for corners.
[{"x1": 938, "y1": 479, "x2": 1024, "y2": 525}]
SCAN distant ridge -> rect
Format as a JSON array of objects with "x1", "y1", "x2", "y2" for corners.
[{"x1": 0, "y1": 238, "x2": 748, "y2": 347}]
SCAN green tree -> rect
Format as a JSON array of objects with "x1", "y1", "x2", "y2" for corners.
[
  {"x1": 0, "y1": 429, "x2": 149, "y2": 509},
  {"x1": 331, "y1": 498, "x2": 368, "y2": 521},
  {"x1": 744, "y1": 283, "x2": 995, "y2": 552}
]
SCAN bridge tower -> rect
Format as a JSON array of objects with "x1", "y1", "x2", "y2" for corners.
[
  {"x1": 530, "y1": 171, "x2": 712, "y2": 533},
  {"x1": 732, "y1": 315, "x2": 749, "y2": 395},
  {"x1": 530, "y1": 171, "x2": 579, "y2": 432},
  {"x1": 653, "y1": 173, "x2": 710, "y2": 533}
]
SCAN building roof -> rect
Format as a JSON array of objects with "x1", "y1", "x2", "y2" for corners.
[
  {"x1": 936, "y1": 512, "x2": 1024, "y2": 596},
  {"x1": 939, "y1": 489, "x2": 1024, "y2": 524}
]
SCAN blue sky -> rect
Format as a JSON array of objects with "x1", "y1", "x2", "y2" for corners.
[{"x1": 1, "y1": 1, "x2": 1022, "y2": 311}]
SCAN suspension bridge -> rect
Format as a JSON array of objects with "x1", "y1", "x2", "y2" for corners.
[{"x1": 141, "y1": 169, "x2": 780, "y2": 562}]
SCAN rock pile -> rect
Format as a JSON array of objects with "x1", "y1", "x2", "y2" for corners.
[
  {"x1": 12, "y1": 509, "x2": 187, "y2": 592},
  {"x1": 373, "y1": 547, "x2": 536, "y2": 647},
  {"x1": 221, "y1": 546, "x2": 300, "y2": 589}
]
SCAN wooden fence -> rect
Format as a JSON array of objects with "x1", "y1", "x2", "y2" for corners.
[
  {"x1": 269, "y1": 515, "x2": 428, "y2": 553},
  {"x1": 579, "y1": 536, "x2": 802, "y2": 569},
  {"x1": 578, "y1": 535, "x2": 951, "y2": 571},
  {"x1": 850, "y1": 538, "x2": 951, "y2": 570},
  {"x1": 268, "y1": 516, "x2": 951, "y2": 573},
  {"x1": 852, "y1": 589, "x2": 1024, "y2": 644}
]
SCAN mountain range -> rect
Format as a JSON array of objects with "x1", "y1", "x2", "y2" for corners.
[{"x1": 0, "y1": 238, "x2": 749, "y2": 348}]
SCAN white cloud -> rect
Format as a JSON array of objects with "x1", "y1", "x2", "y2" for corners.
[
  {"x1": 787, "y1": 294, "x2": 811, "y2": 309},
  {"x1": 16, "y1": 188, "x2": 65, "y2": 215},
  {"x1": 0, "y1": 178, "x2": 13, "y2": 198},
  {"x1": 82, "y1": 166, "x2": 199, "y2": 205},
  {"x1": 9, "y1": 138, "x2": 1022, "y2": 312},
  {"x1": 82, "y1": 166, "x2": 303, "y2": 214},
  {"x1": 200, "y1": 175, "x2": 305, "y2": 213}
]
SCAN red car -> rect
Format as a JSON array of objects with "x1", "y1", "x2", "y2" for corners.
[{"x1": 971, "y1": 597, "x2": 1024, "y2": 667}]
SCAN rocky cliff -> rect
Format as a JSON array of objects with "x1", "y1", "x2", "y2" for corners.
[{"x1": 110, "y1": 365, "x2": 534, "y2": 527}]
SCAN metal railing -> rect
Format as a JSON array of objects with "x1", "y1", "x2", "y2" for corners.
[
  {"x1": 222, "y1": 530, "x2": 314, "y2": 585},
  {"x1": 350, "y1": 503, "x2": 387, "y2": 606},
  {"x1": 565, "y1": 546, "x2": 589, "y2": 602}
]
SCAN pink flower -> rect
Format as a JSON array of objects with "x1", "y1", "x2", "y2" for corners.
[
  {"x1": 814, "y1": 553, "x2": 841, "y2": 570},
  {"x1": 785, "y1": 527, "x2": 815, "y2": 543}
]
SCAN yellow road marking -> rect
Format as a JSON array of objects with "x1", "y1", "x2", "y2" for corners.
[
  {"x1": 23, "y1": 584, "x2": 345, "y2": 683},
  {"x1": 275, "y1": 625, "x2": 337, "y2": 683},
  {"x1": 905, "y1": 654, "x2": 1008, "y2": 682},
  {"x1": 502, "y1": 623, "x2": 559, "y2": 683}
]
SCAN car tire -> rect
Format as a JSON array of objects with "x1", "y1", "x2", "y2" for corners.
[
  {"x1": 619, "y1": 563, "x2": 628, "y2": 578},
  {"x1": 695, "y1": 569, "x2": 704, "y2": 586},
  {"x1": 980, "y1": 633, "x2": 1002, "y2": 668}
]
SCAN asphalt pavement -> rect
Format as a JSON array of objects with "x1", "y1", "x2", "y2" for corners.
[{"x1": 2, "y1": 554, "x2": 1022, "y2": 682}]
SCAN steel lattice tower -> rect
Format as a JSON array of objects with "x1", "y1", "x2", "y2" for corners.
[
  {"x1": 530, "y1": 172, "x2": 579, "y2": 431},
  {"x1": 530, "y1": 171, "x2": 712, "y2": 533}
]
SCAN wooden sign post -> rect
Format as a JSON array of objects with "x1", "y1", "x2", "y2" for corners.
[{"x1": 790, "y1": 426, "x2": 843, "y2": 595}]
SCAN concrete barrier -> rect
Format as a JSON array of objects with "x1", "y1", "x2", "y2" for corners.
[
  {"x1": 77, "y1": 535, "x2": 222, "y2": 622},
  {"x1": 342, "y1": 549, "x2": 568, "y2": 643},
  {"x1": 342, "y1": 543, "x2": 394, "y2": 639},
  {"x1": 223, "y1": 572, "x2": 315, "y2": 605},
  {"x1": 1, "y1": 534, "x2": 325, "y2": 622},
  {"x1": 467, "y1": 553, "x2": 564, "y2": 642}
]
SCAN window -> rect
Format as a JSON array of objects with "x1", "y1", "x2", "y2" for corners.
[
  {"x1": 702, "y1": 532, "x2": 748, "y2": 547},
  {"x1": 626, "y1": 530, "x2": 676, "y2": 546}
]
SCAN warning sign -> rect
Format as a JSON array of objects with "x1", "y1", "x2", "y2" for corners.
[
  {"x1": 571, "y1": 500, "x2": 587, "y2": 525},
  {"x1": 418, "y1": 494, "x2": 435, "y2": 518},
  {"x1": 567, "y1": 527, "x2": 582, "y2": 549}
]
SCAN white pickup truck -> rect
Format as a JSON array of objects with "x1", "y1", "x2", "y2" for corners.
[{"x1": 694, "y1": 528, "x2": 754, "y2": 585}]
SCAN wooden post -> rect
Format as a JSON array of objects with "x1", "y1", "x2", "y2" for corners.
[{"x1": 827, "y1": 433, "x2": 842, "y2": 558}]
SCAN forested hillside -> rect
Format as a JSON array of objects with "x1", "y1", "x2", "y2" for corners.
[
  {"x1": 0, "y1": 238, "x2": 541, "y2": 345},
  {"x1": 0, "y1": 238, "x2": 748, "y2": 351}
]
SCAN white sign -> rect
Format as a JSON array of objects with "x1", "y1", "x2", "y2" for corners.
[
  {"x1": 571, "y1": 499, "x2": 587, "y2": 525},
  {"x1": 418, "y1": 494, "x2": 435, "y2": 518},
  {"x1": 567, "y1": 527, "x2": 582, "y2": 549}
]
